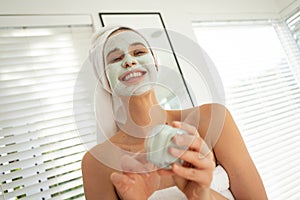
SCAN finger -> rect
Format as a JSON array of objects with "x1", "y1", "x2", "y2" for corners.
[
  {"x1": 157, "y1": 169, "x2": 174, "y2": 176},
  {"x1": 121, "y1": 155, "x2": 148, "y2": 173},
  {"x1": 198, "y1": 143, "x2": 213, "y2": 160},
  {"x1": 110, "y1": 172, "x2": 135, "y2": 192},
  {"x1": 172, "y1": 134, "x2": 202, "y2": 152},
  {"x1": 169, "y1": 147, "x2": 214, "y2": 169},
  {"x1": 172, "y1": 121, "x2": 198, "y2": 135},
  {"x1": 173, "y1": 134, "x2": 212, "y2": 158},
  {"x1": 172, "y1": 164, "x2": 213, "y2": 186},
  {"x1": 132, "y1": 151, "x2": 148, "y2": 164},
  {"x1": 172, "y1": 122, "x2": 212, "y2": 156},
  {"x1": 143, "y1": 162, "x2": 158, "y2": 172},
  {"x1": 133, "y1": 152, "x2": 157, "y2": 172}
]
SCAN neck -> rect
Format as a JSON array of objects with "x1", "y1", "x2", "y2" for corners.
[
  {"x1": 121, "y1": 89, "x2": 166, "y2": 127},
  {"x1": 113, "y1": 89, "x2": 168, "y2": 145}
]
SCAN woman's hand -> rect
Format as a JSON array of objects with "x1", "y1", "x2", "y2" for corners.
[
  {"x1": 110, "y1": 154, "x2": 160, "y2": 200},
  {"x1": 160, "y1": 121, "x2": 216, "y2": 200}
]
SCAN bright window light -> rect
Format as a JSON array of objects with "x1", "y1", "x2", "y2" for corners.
[{"x1": 193, "y1": 21, "x2": 300, "y2": 200}]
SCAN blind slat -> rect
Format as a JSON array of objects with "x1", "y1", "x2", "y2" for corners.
[
  {"x1": 0, "y1": 129, "x2": 94, "y2": 157},
  {"x1": 0, "y1": 108, "x2": 91, "y2": 128},
  {"x1": 0, "y1": 133, "x2": 92, "y2": 164},
  {"x1": 4, "y1": 170, "x2": 83, "y2": 199},
  {"x1": 1, "y1": 146, "x2": 85, "y2": 181},
  {"x1": 24, "y1": 178, "x2": 83, "y2": 200},
  {"x1": 0, "y1": 60, "x2": 80, "y2": 74},
  {"x1": 0, "y1": 113, "x2": 93, "y2": 137},
  {"x1": 50, "y1": 187, "x2": 85, "y2": 200}
]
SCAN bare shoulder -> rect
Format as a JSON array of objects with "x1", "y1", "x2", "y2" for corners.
[
  {"x1": 198, "y1": 103, "x2": 228, "y2": 117},
  {"x1": 166, "y1": 103, "x2": 227, "y2": 121},
  {"x1": 82, "y1": 142, "x2": 120, "y2": 200},
  {"x1": 82, "y1": 142, "x2": 117, "y2": 172},
  {"x1": 166, "y1": 103, "x2": 227, "y2": 139}
]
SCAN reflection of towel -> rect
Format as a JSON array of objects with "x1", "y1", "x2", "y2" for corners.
[
  {"x1": 90, "y1": 25, "x2": 123, "y2": 94},
  {"x1": 211, "y1": 165, "x2": 234, "y2": 200},
  {"x1": 148, "y1": 186, "x2": 187, "y2": 200},
  {"x1": 149, "y1": 165, "x2": 234, "y2": 200}
]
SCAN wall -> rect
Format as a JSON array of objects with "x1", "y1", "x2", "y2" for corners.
[
  {"x1": 0, "y1": 0, "x2": 281, "y2": 38},
  {"x1": 275, "y1": 0, "x2": 300, "y2": 18},
  {"x1": 186, "y1": 0, "x2": 280, "y2": 21},
  {"x1": 0, "y1": 0, "x2": 284, "y2": 104}
]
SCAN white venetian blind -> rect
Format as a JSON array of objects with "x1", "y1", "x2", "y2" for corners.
[
  {"x1": 287, "y1": 10, "x2": 300, "y2": 47},
  {"x1": 193, "y1": 21, "x2": 300, "y2": 199},
  {"x1": 0, "y1": 16, "x2": 95, "y2": 199},
  {"x1": 286, "y1": 10, "x2": 300, "y2": 85}
]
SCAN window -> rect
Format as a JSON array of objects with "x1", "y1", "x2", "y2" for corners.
[
  {"x1": 286, "y1": 10, "x2": 300, "y2": 85},
  {"x1": 193, "y1": 20, "x2": 300, "y2": 199},
  {"x1": 287, "y1": 10, "x2": 300, "y2": 47},
  {"x1": 0, "y1": 15, "x2": 94, "y2": 199}
]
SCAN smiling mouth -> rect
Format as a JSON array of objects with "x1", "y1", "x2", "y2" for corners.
[{"x1": 119, "y1": 70, "x2": 147, "y2": 82}]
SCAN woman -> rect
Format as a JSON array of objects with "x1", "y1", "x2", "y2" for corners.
[{"x1": 81, "y1": 26, "x2": 268, "y2": 200}]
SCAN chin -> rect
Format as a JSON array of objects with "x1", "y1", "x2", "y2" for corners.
[{"x1": 113, "y1": 82, "x2": 154, "y2": 97}]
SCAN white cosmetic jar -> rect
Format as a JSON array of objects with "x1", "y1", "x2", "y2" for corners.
[{"x1": 145, "y1": 124, "x2": 188, "y2": 168}]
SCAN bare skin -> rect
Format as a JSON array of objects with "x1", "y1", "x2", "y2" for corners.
[
  {"x1": 82, "y1": 28, "x2": 268, "y2": 199},
  {"x1": 81, "y1": 90, "x2": 268, "y2": 200}
]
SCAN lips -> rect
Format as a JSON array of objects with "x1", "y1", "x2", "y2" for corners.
[{"x1": 119, "y1": 70, "x2": 147, "y2": 85}]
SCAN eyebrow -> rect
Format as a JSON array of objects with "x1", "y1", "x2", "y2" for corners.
[
  {"x1": 130, "y1": 42, "x2": 146, "y2": 47},
  {"x1": 106, "y1": 43, "x2": 147, "y2": 60}
]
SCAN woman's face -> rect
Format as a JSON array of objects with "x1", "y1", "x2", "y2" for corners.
[{"x1": 103, "y1": 30, "x2": 157, "y2": 96}]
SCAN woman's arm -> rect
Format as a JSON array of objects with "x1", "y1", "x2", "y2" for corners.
[
  {"x1": 157, "y1": 120, "x2": 229, "y2": 200},
  {"x1": 81, "y1": 151, "x2": 119, "y2": 200},
  {"x1": 212, "y1": 105, "x2": 268, "y2": 199}
]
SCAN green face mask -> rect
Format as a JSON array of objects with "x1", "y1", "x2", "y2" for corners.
[
  {"x1": 104, "y1": 31, "x2": 158, "y2": 96},
  {"x1": 145, "y1": 124, "x2": 188, "y2": 168}
]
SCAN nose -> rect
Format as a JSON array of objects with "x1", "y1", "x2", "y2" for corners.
[{"x1": 122, "y1": 54, "x2": 137, "y2": 68}]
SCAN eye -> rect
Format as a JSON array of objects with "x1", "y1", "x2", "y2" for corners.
[
  {"x1": 109, "y1": 54, "x2": 124, "y2": 64},
  {"x1": 134, "y1": 50, "x2": 147, "y2": 56}
]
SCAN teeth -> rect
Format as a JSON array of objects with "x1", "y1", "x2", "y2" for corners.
[{"x1": 124, "y1": 72, "x2": 143, "y2": 81}]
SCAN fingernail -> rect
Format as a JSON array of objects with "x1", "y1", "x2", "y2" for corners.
[
  {"x1": 172, "y1": 121, "x2": 180, "y2": 127},
  {"x1": 111, "y1": 173, "x2": 122, "y2": 182},
  {"x1": 111, "y1": 173, "x2": 135, "y2": 184},
  {"x1": 172, "y1": 163, "x2": 180, "y2": 170}
]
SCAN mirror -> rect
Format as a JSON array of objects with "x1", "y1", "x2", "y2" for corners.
[{"x1": 99, "y1": 13, "x2": 194, "y2": 109}]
